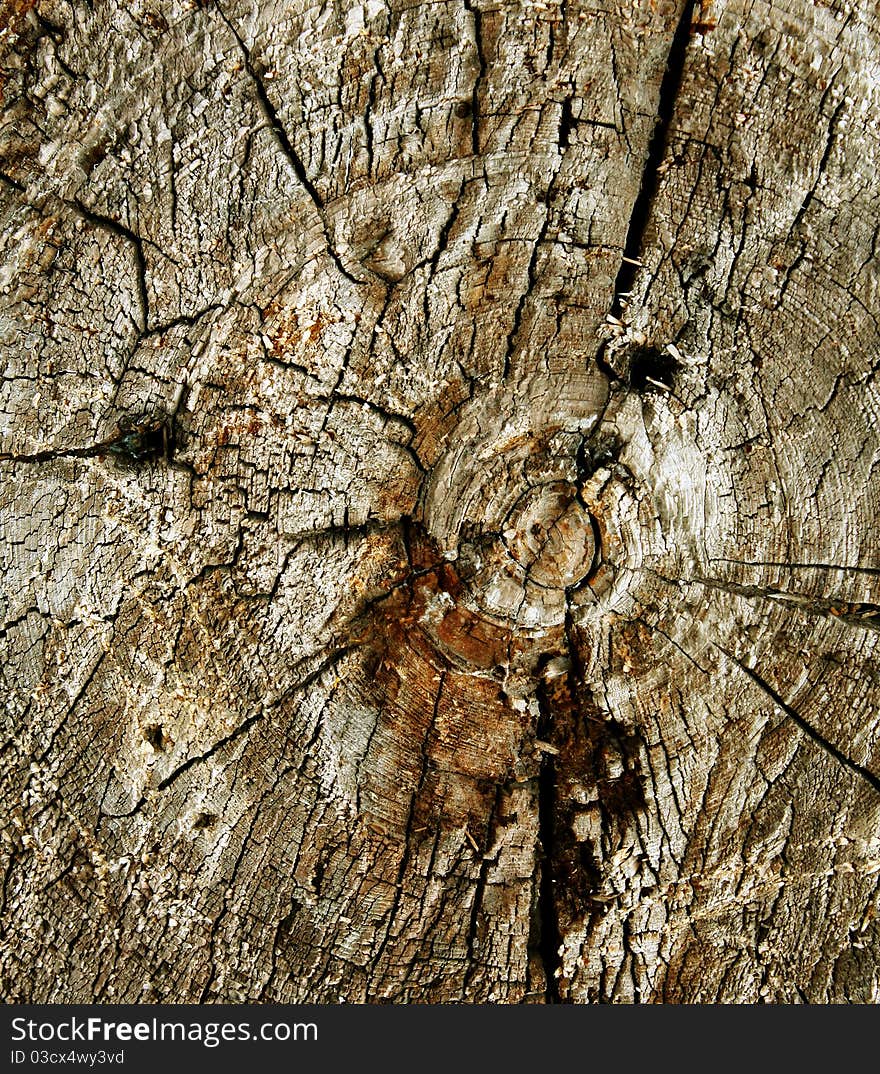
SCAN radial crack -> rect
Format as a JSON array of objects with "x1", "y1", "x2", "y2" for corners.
[
  {"x1": 610, "y1": 0, "x2": 696, "y2": 317},
  {"x1": 716, "y1": 645, "x2": 880, "y2": 797},
  {"x1": 652, "y1": 571, "x2": 880, "y2": 633},
  {"x1": 217, "y1": 5, "x2": 363, "y2": 286},
  {"x1": 709, "y1": 557, "x2": 880, "y2": 578}
]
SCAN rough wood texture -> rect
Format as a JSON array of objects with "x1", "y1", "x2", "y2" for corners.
[{"x1": 2, "y1": 0, "x2": 880, "y2": 1003}]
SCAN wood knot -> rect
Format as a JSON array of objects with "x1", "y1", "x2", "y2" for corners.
[
  {"x1": 502, "y1": 481, "x2": 598, "y2": 590},
  {"x1": 420, "y1": 376, "x2": 609, "y2": 633}
]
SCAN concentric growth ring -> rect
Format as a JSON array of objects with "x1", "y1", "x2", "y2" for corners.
[{"x1": 420, "y1": 373, "x2": 610, "y2": 632}]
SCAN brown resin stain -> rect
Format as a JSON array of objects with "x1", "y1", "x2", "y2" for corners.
[
  {"x1": 0, "y1": 0, "x2": 38, "y2": 108},
  {"x1": 613, "y1": 618, "x2": 655, "y2": 677},
  {"x1": 339, "y1": 501, "x2": 646, "y2": 849},
  {"x1": 537, "y1": 639, "x2": 646, "y2": 932},
  {"x1": 341, "y1": 525, "x2": 540, "y2": 836},
  {"x1": 433, "y1": 604, "x2": 511, "y2": 670}
]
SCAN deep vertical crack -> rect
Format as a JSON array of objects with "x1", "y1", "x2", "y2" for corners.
[
  {"x1": 503, "y1": 213, "x2": 549, "y2": 378},
  {"x1": 558, "y1": 95, "x2": 575, "y2": 150},
  {"x1": 791, "y1": 97, "x2": 845, "y2": 235},
  {"x1": 535, "y1": 672, "x2": 563, "y2": 1003},
  {"x1": 462, "y1": 0, "x2": 485, "y2": 156},
  {"x1": 536, "y1": 751, "x2": 562, "y2": 1002},
  {"x1": 611, "y1": 0, "x2": 696, "y2": 317}
]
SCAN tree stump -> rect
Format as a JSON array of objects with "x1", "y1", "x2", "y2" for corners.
[{"x1": 2, "y1": 0, "x2": 880, "y2": 1002}]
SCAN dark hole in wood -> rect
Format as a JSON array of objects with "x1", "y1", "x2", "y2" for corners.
[
  {"x1": 104, "y1": 416, "x2": 170, "y2": 465},
  {"x1": 576, "y1": 434, "x2": 620, "y2": 480},
  {"x1": 144, "y1": 724, "x2": 166, "y2": 750},
  {"x1": 628, "y1": 347, "x2": 678, "y2": 393}
]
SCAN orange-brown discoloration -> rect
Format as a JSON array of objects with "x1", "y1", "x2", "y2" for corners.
[
  {"x1": 338, "y1": 525, "x2": 541, "y2": 836},
  {"x1": 0, "y1": 0, "x2": 36, "y2": 44},
  {"x1": 433, "y1": 605, "x2": 510, "y2": 669},
  {"x1": 613, "y1": 618, "x2": 654, "y2": 676},
  {"x1": 411, "y1": 379, "x2": 472, "y2": 468}
]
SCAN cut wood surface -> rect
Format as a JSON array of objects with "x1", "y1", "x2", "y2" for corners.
[{"x1": 2, "y1": 0, "x2": 880, "y2": 1002}]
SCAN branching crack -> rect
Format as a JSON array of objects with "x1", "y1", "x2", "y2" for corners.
[
  {"x1": 217, "y1": 5, "x2": 362, "y2": 286},
  {"x1": 156, "y1": 712, "x2": 262, "y2": 792},
  {"x1": 70, "y1": 199, "x2": 150, "y2": 331},
  {"x1": 157, "y1": 646, "x2": 358, "y2": 793}
]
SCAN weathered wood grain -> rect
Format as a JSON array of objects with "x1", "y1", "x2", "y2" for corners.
[{"x1": 2, "y1": 0, "x2": 879, "y2": 1002}]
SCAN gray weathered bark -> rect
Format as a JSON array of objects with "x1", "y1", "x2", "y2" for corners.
[{"x1": 2, "y1": 0, "x2": 880, "y2": 1002}]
